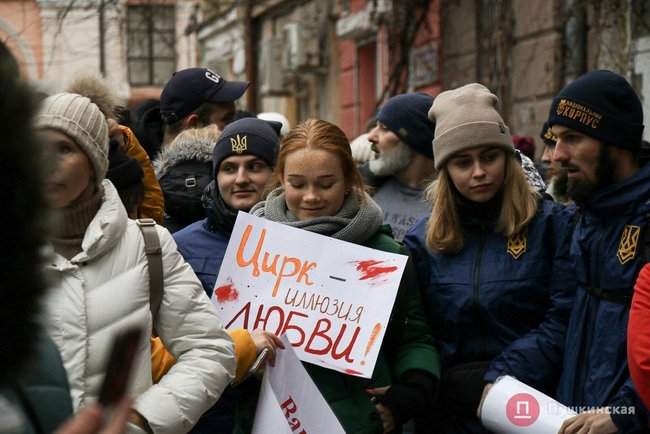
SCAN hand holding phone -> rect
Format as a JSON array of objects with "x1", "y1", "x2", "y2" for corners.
[{"x1": 240, "y1": 348, "x2": 270, "y2": 383}]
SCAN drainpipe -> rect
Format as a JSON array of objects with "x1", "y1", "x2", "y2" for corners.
[
  {"x1": 244, "y1": 1, "x2": 257, "y2": 112},
  {"x1": 564, "y1": 0, "x2": 586, "y2": 84},
  {"x1": 99, "y1": 0, "x2": 106, "y2": 77}
]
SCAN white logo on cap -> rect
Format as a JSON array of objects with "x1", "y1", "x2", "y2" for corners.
[{"x1": 205, "y1": 69, "x2": 221, "y2": 84}]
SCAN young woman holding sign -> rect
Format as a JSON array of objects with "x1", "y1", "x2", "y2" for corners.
[
  {"x1": 403, "y1": 83, "x2": 576, "y2": 434},
  {"x1": 238, "y1": 119, "x2": 440, "y2": 434}
]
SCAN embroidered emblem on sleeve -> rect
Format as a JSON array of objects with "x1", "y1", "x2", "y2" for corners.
[{"x1": 617, "y1": 225, "x2": 641, "y2": 265}]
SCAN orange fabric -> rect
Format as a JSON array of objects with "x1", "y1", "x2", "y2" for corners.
[
  {"x1": 230, "y1": 328, "x2": 257, "y2": 384},
  {"x1": 628, "y1": 263, "x2": 650, "y2": 410},
  {"x1": 151, "y1": 337, "x2": 176, "y2": 383},
  {"x1": 150, "y1": 328, "x2": 257, "y2": 384},
  {"x1": 119, "y1": 126, "x2": 164, "y2": 224}
]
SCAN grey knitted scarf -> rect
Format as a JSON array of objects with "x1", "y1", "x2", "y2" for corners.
[{"x1": 251, "y1": 187, "x2": 384, "y2": 244}]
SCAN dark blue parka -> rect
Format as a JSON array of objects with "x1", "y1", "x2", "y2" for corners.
[
  {"x1": 174, "y1": 218, "x2": 229, "y2": 298},
  {"x1": 554, "y1": 164, "x2": 650, "y2": 432},
  {"x1": 404, "y1": 198, "x2": 576, "y2": 433},
  {"x1": 172, "y1": 182, "x2": 237, "y2": 434}
]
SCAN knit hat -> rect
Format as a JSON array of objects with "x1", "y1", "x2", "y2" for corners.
[
  {"x1": 212, "y1": 117, "x2": 280, "y2": 176},
  {"x1": 36, "y1": 92, "x2": 109, "y2": 184},
  {"x1": 547, "y1": 70, "x2": 644, "y2": 152},
  {"x1": 429, "y1": 83, "x2": 513, "y2": 170},
  {"x1": 376, "y1": 93, "x2": 435, "y2": 159},
  {"x1": 106, "y1": 140, "x2": 143, "y2": 190},
  {"x1": 257, "y1": 112, "x2": 291, "y2": 137},
  {"x1": 539, "y1": 121, "x2": 557, "y2": 146}
]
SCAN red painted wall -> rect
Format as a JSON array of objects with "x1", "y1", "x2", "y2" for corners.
[
  {"x1": 358, "y1": 42, "x2": 377, "y2": 133},
  {"x1": 337, "y1": 0, "x2": 441, "y2": 138}
]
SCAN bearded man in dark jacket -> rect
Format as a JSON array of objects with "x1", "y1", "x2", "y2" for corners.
[{"x1": 486, "y1": 70, "x2": 650, "y2": 434}]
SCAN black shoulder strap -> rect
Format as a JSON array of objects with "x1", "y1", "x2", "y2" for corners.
[{"x1": 136, "y1": 218, "x2": 163, "y2": 323}]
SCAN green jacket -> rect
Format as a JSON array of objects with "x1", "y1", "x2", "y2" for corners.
[
  {"x1": 235, "y1": 225, "x2": 440, "y2": 434},
  {"x1": 0, "y1": 334, "x2": 73, "y2": 434}
]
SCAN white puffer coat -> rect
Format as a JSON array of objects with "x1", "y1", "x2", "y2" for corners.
[{"x1": 43, "y1": 180, "x2": 235, "y2": 434}]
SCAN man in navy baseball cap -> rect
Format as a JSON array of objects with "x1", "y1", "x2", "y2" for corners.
[{"x1": 160, "y1": 67, "x2": 249, "y2": 146}]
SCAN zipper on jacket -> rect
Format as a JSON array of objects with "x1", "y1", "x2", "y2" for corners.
[{"x1": 473, "y1": 231, "x2": 486, "y2": 355}]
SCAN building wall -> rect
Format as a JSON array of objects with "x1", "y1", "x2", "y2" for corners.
[
  {"x1": 194, "y1": 0, "x2": 650, "y2": 147},
  {"x1": 509, "y1": 0, "x2": 563, "y2": 156},
  {"x1": 2, "y1": 0, "x2": 197, "y2": 102},
  {"x1": 0, "y1": 0, "x2": 44, "y2": 80},
  {"x1": 441, "y1": 0, "x2": 563, "y2": 158},
  {"x1": 336, "y1": 0, "x2": 442, "y2": 139},
  {"x1": 441, "y1": 0, "x2": 650, "y2": 156}
]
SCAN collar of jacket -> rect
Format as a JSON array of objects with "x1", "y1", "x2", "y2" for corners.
[
  {"x1": 48, "y1": 180, "x2": 127, "y2": 265},
  {"x1": 153, "y1": 136, "x2": 213, "y2": 180},
  {"x1": 203, "y1": 180, "x2": 238, "y2": 236},
  {"x1": 453, "y1": 185, "x2": 503, "y2": 230},
  {"x1": 582, "y1": 163, "x2": 650, "y2": 217}
]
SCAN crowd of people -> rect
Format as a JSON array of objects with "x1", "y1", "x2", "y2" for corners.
[{"x1": 1, "y1": 37, "x2": 649, "y2": 434}]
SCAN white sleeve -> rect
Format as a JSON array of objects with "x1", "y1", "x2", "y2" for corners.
[{"x1": 133, "y1": 226, "x2": 235, "y2": 434}]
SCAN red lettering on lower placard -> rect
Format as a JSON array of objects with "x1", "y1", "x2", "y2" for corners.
[{"x1": 280, "y1": 396, "x2": 307, "y2": 433}]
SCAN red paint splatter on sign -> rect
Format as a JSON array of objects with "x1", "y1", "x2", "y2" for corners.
[
  {"x1": 215, "y1": 283, "x2": 239, "y2": 303},
  {"x1": 364, "y1": 323, "x2": 382, "y2": 356},
  {"x1": 354, "y1": 260, "x2": 398, "y2": 280},
  {"x1": 344, "y1": 368, "x2": 364, "y2": 376}
]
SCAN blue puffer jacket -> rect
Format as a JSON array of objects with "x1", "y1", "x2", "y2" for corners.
[
  {"x1": 404, "y1": 198, "x2": 576, "y2": 433},
  {"x1": 172, "y1": 186, "x2": 235, "y2": 434},
  {"x1": 554, "y1": 164, "x2": 650, "y2": 432},
  {"x1": 174, "y1": 218, "x2": 229, "y2": 298}
]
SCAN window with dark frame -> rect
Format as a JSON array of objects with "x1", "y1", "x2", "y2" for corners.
[{"x1": 127, "y1": 5, "x2": 176, "y2": 86}]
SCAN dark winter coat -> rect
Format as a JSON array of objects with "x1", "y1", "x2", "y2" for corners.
[
  {"x1": 172, "y1": 184, "x2": 240, "y2": 434},
  {"x1": 404, "y1": 198, "x2": 576, "y2": 434},
  {"x1": 174, "y1": 217, "x2": 229, "y2": 298},
  {"x1": 154, "y1": 134, "x2": 214, "y2": 233},
  {"x1": 554, "y1": 164, "x2": 650, "y2": 432}
]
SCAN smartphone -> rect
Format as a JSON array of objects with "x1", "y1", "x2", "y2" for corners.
[
  {"x1": 98, "y1": 326, "x2": 143, "y2": 407},
  {"x1": 241, "y1": 347, "x2": 270, "y2": 382}
]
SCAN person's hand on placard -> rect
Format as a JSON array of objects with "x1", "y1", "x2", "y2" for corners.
[
  {"x1": 477, "y1": 383, "x2": 493, "y2": 418},
  {"x1": 250, "y1": 329, "x2": 284, "y2": 366},
  {"x1": 54, "y1": 397, "x2": 132, "y2": 434},
  {"x1": 558, "y1": 410, "x2": 617, "y2": 434},
  {"x1": 366, "y1": 386, "x2": 395, "y2": 433}
]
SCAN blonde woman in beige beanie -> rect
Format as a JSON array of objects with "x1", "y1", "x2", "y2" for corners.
[
  {"x1": 36, "y1": 92, "x2": 236, "y2": 434},
  {"x1": 403, "y1": 83, "x2": 577, "y2": 433}
]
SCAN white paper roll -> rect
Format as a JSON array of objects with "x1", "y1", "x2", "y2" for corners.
[{"x1": 479, "y1": 375, "x2": 576, "y2": 433}]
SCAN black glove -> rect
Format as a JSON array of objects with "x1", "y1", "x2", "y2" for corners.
[{"x1": 377, "y1": 370, "x2": 438, "y2": 427}]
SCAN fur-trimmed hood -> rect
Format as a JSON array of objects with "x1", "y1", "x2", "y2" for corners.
[{"x1": 154, "y1": 139, "x2": 214, "y2": 180}]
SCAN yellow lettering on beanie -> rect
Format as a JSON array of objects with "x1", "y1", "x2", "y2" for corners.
[{"x1": 556, "y1": 99, "x2": 603, "y2": 130}]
